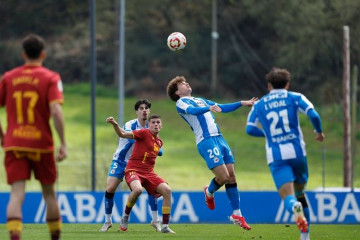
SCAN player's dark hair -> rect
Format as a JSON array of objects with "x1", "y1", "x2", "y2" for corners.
[
  {"x1": 148, "y1": 114, "x2": 161, "y2": 121},
  {"x1": 167, "y1": 76, "x2": 186, "y2": 101},
  {"x1": 22, "y1": 34, "x2": 45, "y2": 59},
  {"x1": 134, "y1": 99, "x2": 151, "y2": 110},
  {"x1": 266, "y1": 67, "x2": 290, "y2": 89}
]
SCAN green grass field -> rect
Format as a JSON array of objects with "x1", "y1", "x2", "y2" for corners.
[
  {"x1": 0, "y1": 83, "x2": 359, "y2": 191},
  {"x1": 0, "y1": 84, "x2": 359, "y2": 239},
  {"x1": 0, "y1": 223, "x2": 359, "y2": 240}
]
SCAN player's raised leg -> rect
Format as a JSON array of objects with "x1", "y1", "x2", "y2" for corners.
[
  {"x1": 204, "y1": 178, "x2": 220, "y2": 210},
  {"x1": 280, "y1": 183, "x2": 308, "y2": 233},
  {"x1": 295, "y1": 183, "x2": 310, "y2": 239}
]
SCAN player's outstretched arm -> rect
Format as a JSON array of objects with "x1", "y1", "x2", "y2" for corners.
[
  {"x1": 216, "y1": 97, "x2": 257, "y2": 113},
  {"x1": 209, "y1": 104, "x2": 222, "y2": 113},
  {"x1": 241, "y1": 97, "x2": 258, "y2": 107},
  {"x1": 106, "y1": 117, "x2": 134, "y2": 139}
]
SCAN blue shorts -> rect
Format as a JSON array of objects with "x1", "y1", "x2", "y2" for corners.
[
  {"x1": 197, "y1": 135, "x2": 235, "y2": 170},
  {"x1": 107, "y1": 159, "x2": 127, "y2": 180},
  {"x1": 269, "y1": 157, "x2": 308, "y2": 189}
]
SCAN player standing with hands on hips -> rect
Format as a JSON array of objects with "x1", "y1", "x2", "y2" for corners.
[
  {"x1": 246, "y1": 67, "x2": 324, "y2": 240},
  {"x1": 0, "y1": 34, "x2": 66, "y2": 240},
  {"x1": 167, "y1": 76, "x2": 257, "y2": 230}
]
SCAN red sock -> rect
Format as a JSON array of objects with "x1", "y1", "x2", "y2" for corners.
[
  {"x1": 51, "y1": 230, "x2": 61, "y2": 240},
  {"x1": 162, "y1": 214, "x2": 170, "y2": 225},
  {"x1": 10, "y1": 232, "x2": 21, "y2": 240},
  {"x1": 47, "y1": 218, "x2": 62, "y2": 240},
  {"x1": 124, "y1": 205, "x2": 132, "y2": 215}
]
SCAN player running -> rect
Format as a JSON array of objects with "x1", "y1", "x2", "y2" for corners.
[{"x1": 246, "y1": 67, "x2": 324, "y2": 240}]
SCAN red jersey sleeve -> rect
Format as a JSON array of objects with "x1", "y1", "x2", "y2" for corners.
[
  {"x1": 48, "y1": 73, "x2": 64, "y2": 105},
  {"x1": 132, "y1": 129, "x2": 145, "y2": 140},
  {"x1": 0, "y1": 73, "x2": 8, "y2": 107}
]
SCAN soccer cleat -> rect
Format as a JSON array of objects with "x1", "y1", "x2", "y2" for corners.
[
  {"x1": 120, "y1": 215, "x2": 129, "y2": 231},
  {"x1": 161, "y1": 226, "x2": 176, "y2": 234},
  {"x1": 293, "y1": 202, "x2": 308, "y2": 233},
  {"x1": 204, "y1": 186, "x2": 215, "y2": 210},
  {"x1": 99, "y1": 221, "x2": 112, "y2": 232},
  {"x1": 229, "y1": 214, "x2": 251, "y2": 230},
  {"x1": 151, "y1": 220, "x2": 161, "y2": 232}
]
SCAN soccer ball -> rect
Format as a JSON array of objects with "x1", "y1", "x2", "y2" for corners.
[{"x1": 167, "y1": 32, "x2": 186, "y2": 51}]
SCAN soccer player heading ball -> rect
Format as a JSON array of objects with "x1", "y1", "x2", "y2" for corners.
[{"x1": 167, "y1": 76, "x2": 257, "y2": 230}]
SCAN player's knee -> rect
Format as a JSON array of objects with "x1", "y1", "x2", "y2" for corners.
[
  {"x1": 163, "y1": 185, "x2": 172, "y2": 197},
  {"x1": 217, "y1": 176, "x2": 230, "y2": 185},
  {"x1": 132, "y1": 186, "x2": 143, "y2": 196},
  {"x1": 106, "y1": 185, "x2": 117, "y2": 193}
]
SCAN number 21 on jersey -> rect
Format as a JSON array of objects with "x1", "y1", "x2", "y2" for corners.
[{"x1": 266, "y1": 109, "x2": 290, "y2": 136}]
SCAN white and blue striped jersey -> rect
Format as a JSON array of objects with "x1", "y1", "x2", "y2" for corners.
[
  {"x1": 176, "y1": 96, "x2": 221, "y2": 144},
  {"x1": 112, "y1": 119, "x2": 147, "y2": 163},
  {"x1": 246, "y1": 89, "x2": 315, "y2": 164}
]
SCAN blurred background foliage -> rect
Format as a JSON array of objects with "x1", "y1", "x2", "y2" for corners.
[{"x1": 0, "y1": 0, "x2": 359, "y2": 103}]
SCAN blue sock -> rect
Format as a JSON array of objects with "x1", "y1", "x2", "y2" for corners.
[
  {"x1": 148, "y1": 193, "x2": 158, "y2": 211},
  {"x1": 225, "y1": 183, "x2": 240, "y2": 211},
  {"x1": 303, "y1": 206, "x2": 310, "y2": 232},
  {"x1": 105, "y1": 191, "x2": 114, "y2": 214},
  {"x1": 284, "y1": 195, "x2": 297, "y2": 213},
  {"x1": 208, "y1": 178, "x2": 221, "y2": 194},
  {"x1": 297, "y1": 196, "x2": 310, "y2": 233}
]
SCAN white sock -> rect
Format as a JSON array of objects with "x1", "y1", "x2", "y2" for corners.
[
  {"x1": 232, "y1": 209, "x2": 242, "y2": 217},
  {"x1": 300, "y1": 232, "x2": 310, "y2": 240},
  {"x1": 206, "y1": 188, "x2": 214, "y2": 197},
  {"x1": 105, "y1": 214, "x2": 112, "y2": 223},
  {"x1": 151, "y1": 211, "x2": 158, "y2": 222}
]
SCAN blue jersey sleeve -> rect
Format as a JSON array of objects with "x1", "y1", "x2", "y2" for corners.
[
  {"x1": 296, "y1": 93, "x2": 322, "y2": 133},
  {"x1": 307, "y1": 108, "x2": 323, "y2": 133},
  {"x1": 246, "y1": 106, "x2": 265, "y2": 137},
  {"x1": 297, "y1": 93, "x2": 314, "y2": 114},
  {"x1": 246, "y1": 125, "x2": 265, "y2": 137},
  {"x1": 158, "y1": 148, "x2": 163, "y2": 156},
  {"x1": 218, "y1": 101, "x2": 242, "y2": 113}
]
